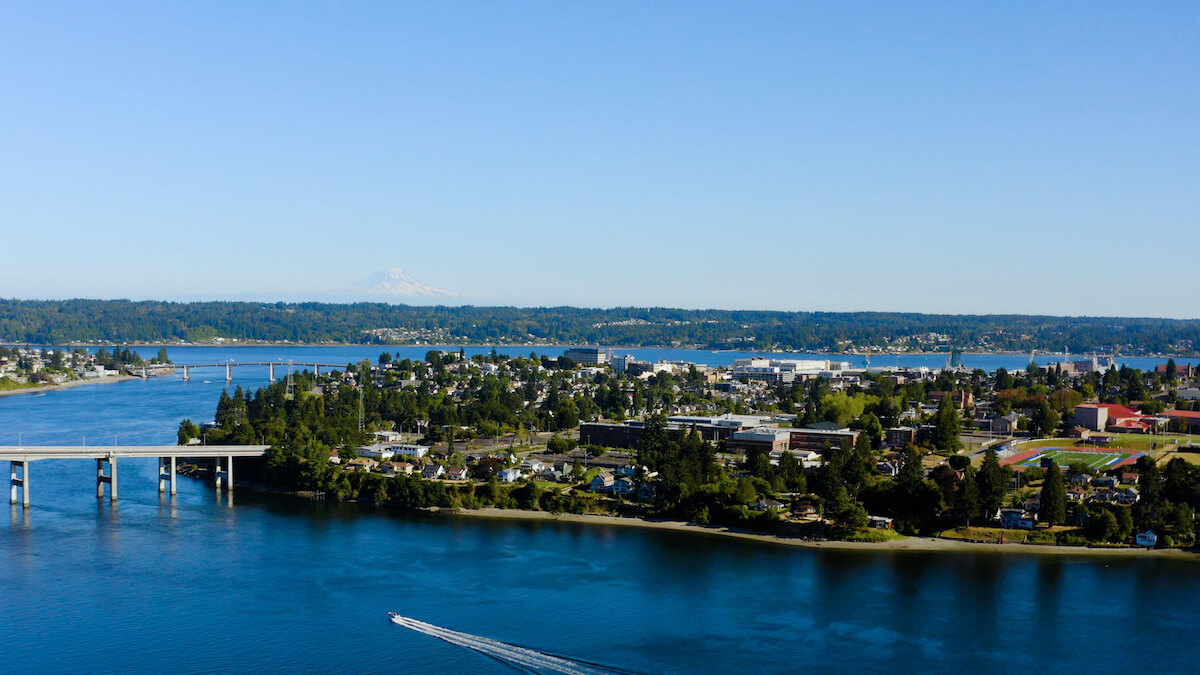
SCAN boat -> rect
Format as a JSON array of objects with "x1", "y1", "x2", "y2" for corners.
[{"x1": 389, "y1": 612, "x2": 404, "y2": 625}]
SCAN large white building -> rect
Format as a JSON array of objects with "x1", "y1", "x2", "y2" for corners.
[{"x1": 730, "y1": 358, "x2": 851, "y2": 383}]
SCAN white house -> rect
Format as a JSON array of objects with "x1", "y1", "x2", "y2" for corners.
[
  {"x1": 393, "y1": 444, "x2": 430, "y2": 459},
  {"x1": 498, "y1": 468, "x2": 523, "y2": 483}
]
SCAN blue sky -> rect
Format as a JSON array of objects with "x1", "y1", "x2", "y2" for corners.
[{"x1": 1, "y1": 2, "x2": 1196, "y2": 317}]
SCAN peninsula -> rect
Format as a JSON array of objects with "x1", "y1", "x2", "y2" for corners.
[{"x1": 185, "y1": 347, "x2": 1200, "y2": 553}]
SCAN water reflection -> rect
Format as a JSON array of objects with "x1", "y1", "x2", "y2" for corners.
[{"x1": 10, "y1": 502, "x2": 30, "y2": 528}]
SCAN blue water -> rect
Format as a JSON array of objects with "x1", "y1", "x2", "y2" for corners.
[
  {"x1": 94, "y1": 343, "x2": 1200, "y2": 374},
  {"x1": 2, "y1": 347, "x2": 1200, "y2": 674}
]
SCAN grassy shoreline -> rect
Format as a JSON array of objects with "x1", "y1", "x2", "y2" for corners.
[{"x1": 431, "y1": 506, "x2": 1198, "y2": 558}]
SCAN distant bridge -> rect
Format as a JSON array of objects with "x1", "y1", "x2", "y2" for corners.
[
  {"x1": 0, "y1": 445, "x2": 270, "y2": 507},
  {"x1": 132, "y1": 361, "x2": 355, "y2": 382}
]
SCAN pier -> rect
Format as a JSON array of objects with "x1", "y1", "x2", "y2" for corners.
[{"x1": 0, "y1": 445, "x2": 269, "y2": 507}]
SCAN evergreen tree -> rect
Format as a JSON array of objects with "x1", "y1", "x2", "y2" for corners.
[
  {"x1": 1039, "y1": 460, "x2": 1066, "y2": 525},
  {"x1": 932, "y1": 395, "x2": 963, "y2": 452},
  {"x1": 958, "y1": 467, "x2": 981, "y2": 526},
  {"x1": 977, "y1": 448, "x2": 1008, "y2": 520}
]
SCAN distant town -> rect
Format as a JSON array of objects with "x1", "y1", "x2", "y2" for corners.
[
  {"x1": 0, "y1": 345, "x2": 169, "y2": 392},
  {"x1": 167, "y1": 344, "x2": 1200, "y2": 551}
]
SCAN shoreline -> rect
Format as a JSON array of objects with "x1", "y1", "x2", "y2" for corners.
[
  {"x1": 0, "y1": 374, "x2": 138, "y2": 398},
  {"x1": 432, "y1": 507, "x2": 1198, "y2": 558}
]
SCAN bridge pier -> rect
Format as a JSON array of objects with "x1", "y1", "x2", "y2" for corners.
[
  {"x1": 158, "y1": 456, "x2": 177, "y2": 495},
  {"x1": 269, "y1": 363, "x2": 276, "y2": 383},
  {"x1": 214, "y1": 456, "x2": 234, "y2": 491},
  {"x1": 10, "y1": 461, "x2": 28, "y2": 508},
  {"x1": 225, "y1": 364, "x2": 233, "y2": 382},
  {"x1": 96, "y1": 456, "x2": 117, "y2": 501},
  {"x1": 314, "y1": 365, "x2": 320, "y2": 377},
  {"x1": 182, "y1": 365, "x2": 190, "y2": 381}
]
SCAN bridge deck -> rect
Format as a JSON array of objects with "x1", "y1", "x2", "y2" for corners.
[{"x1": 0, "y1": 445, "x2": 270, "y2": 461}]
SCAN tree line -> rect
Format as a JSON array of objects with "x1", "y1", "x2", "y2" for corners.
[{"x1": 3, "y1": 298, "x2": 1198, "y2": 352}]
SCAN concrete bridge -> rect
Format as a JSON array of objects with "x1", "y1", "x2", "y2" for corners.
[
  {"x1": 132, "y1": 362, "x2": 353, "y2": 382},
  {"x1": 0, "y1": 445, "x2": 269, "y2": 507}
]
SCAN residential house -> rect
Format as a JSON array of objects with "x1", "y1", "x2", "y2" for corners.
[
  {"x1": 991, "y1": 413, "x2": 1021, "y2": 436},
  {"x1": 346, "y1": 457, "x2": 379, "y2": 472},
  {"x1": 520, "y1": 459, "x2": 545, "y2": 473},
  {"x1": 999, "y1": 508, "x2": 1036, "y2": 529},
  {"x1": 445, "y1": 466, "x2": 469, "y2": 481},
  {"x1": 867, "y1": 515, "x2": 894, "y2": 529},
  {"x1": 611, "y1": 477, "x2": 636, "y2": 496},
  {"x1": 380, "y1": 461, "x2": 414, "y2": 477},
  {"x1": 590, "y1": 470, "x2": 615, "y2": 493},
  {"x1": 791, "y1": 499, "x2": 819, "y2": 517},
  {"x1": 752, "y1": 498, "x2": 785, "y2": 512},
  {"x1": 498, "y1": 468, "x2": 523, "y2": 483},
  {"x1": 421, "y1": 464, "x2": 445, "y2": 480}
]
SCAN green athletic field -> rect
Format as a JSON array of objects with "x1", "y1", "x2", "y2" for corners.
[{"x1": 1001, "y1": 447, "x2": 1143, "y2": 471}]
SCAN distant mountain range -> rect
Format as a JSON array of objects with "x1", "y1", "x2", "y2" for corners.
[{"x1": 328, "y1": 267, "x2": 465, "y2": 304}]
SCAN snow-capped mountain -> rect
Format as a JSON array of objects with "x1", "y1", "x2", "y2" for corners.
[{"x1": 333, "y1": 267, "x2": 464, "y2": 303}]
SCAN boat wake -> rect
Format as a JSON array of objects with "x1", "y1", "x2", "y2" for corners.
[{"x1": 389, "y1": 613, "x2": 640, "y2": 675}]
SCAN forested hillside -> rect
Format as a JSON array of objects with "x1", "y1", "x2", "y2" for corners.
[{"x1": 0, "y1": 299, "x2": 1196, "y2": 354}]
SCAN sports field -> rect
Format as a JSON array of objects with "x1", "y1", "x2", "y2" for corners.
[{"x1": 1001, "y1": 446, "x2": 1143, "y2": 471}]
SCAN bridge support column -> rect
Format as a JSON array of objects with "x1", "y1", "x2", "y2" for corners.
[
  {"x1": 96, "y1": 457, "x2": 117, "y2": 501},
  {"x1": 10, "y1": 461, "x2": 28, "y2": 508},
  {"x1": 158, "y1": 456, "x2": 177, "y2": 495},
  {"x1": 182, "y1": 365, "x2": 190, "y2": 381},
  {"x1": 225, "y1": 364, "x2": 232, "y2": 382},
  {"x1": 314, "y1": 365, "x2": 320, "y2": 378},
  {"x1": 269, "y1": 363, "x2": 275, "y2": 383},
  {"x1": 214, "y1": 456, "x2": 234, "y2": 491}
]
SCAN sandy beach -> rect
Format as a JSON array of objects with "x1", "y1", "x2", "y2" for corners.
[{"x1": 435, "y1": 507, "x2": 1197, "y2": 558}]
